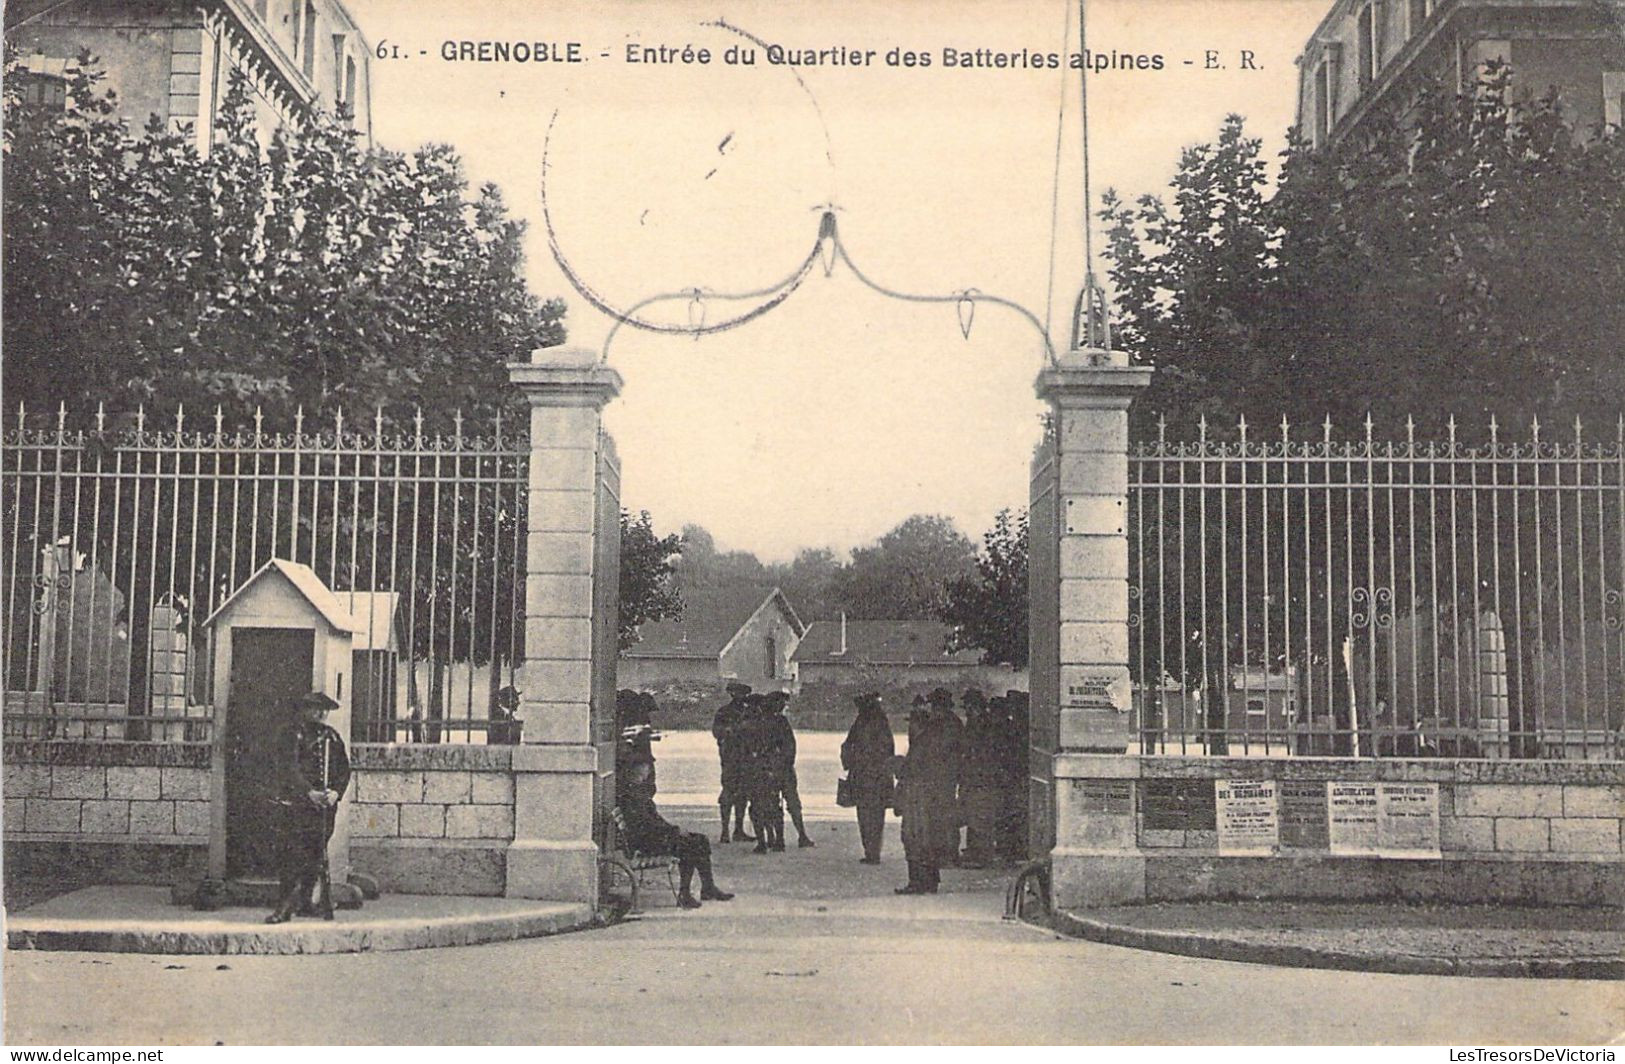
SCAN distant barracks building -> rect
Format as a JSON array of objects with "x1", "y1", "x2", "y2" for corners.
[
  {"x1": 1296, "y1": 0, "x2": 1625, "y2": 148},
  {"x1": 7, "y1": 0, "x2": 373, "y2": 149}
]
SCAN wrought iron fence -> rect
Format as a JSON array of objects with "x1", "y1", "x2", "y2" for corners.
[
  {"x1": 1128, "y1": 415, "x2": 1625, "y2": 760},
  {"x1": 2, "y1": 405, "x2": 528, "y2": 743}
]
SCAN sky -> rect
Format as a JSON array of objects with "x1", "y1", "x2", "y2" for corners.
[{"x1": 346, "y1": 0, "x2": 1329, "y2": 562}]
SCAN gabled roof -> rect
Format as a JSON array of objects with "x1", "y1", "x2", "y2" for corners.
[
  {"x1": 204, "y1": 559, "x2": 356, "y2": 633},
  {"x1": 342, "y1": 591, "x2": 400, "y2": 653},
  {"x1": 623, "y1": 586, "x2": 803, "y2": 659},
  {"x1": 792, "y1": 620, "x2": 982, "y2": 666}
]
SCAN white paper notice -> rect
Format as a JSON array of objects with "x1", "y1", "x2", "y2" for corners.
[
  {"x1": 1327, "y1": 781, "x2": 1380, "y2": 855},
  {"x1": 1377, "y1": 782, "x2": 1441, "y2": 856},
  {"x1": 1215, "y1": 779, "x2": 1279, "y2": 855}
]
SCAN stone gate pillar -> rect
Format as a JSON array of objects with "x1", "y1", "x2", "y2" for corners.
[
  {"x1": 505, "y1": 348, "x2": 622, "y2": 902},
  {"x1": 1034, "y1": 347, "x2": 1152, "y2": 906}
]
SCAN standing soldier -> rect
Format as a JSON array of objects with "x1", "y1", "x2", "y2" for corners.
[
  {"x1": 997, "y1": 690, "x2": 1030, "y2": 864},
  {"x1": 895, "y1": 701, "x2": 946, "y2": 894},
  {"x1": 924, "y1": 688, "x2": 964, "y2": 866},
  {"x1": 765, "y1": 691, "x2": 815, "y2": 848},
  {"x1": 841, "y1": 692, "x2": 895, "y2": 864},
  {"x1": 739, "y1": 695, "x2": 786, "y2": 852},
  {"x1": 712, "y1": 682, "x2": 755, "y2": 843},
  {"x1": 266, "y1": 691, "x2": 351, "y2": 924},
  {"x1": 959, "y1": 688, "x2": 1002, "y2": 867}
]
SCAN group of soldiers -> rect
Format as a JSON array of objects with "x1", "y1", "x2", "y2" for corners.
[
  {"x1": 711, "y1": 683, "x2": 816, "y2": 852},
  {"x1": 894, "y1": 687, "x2": 1028, "y2": 894}
]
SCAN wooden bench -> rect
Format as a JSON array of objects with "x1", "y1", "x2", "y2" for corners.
[{"x1": 607, "y1": 807, "x2": 681, "y2": 908}]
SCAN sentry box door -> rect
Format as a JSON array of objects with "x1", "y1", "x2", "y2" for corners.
[{"x1": 224, "y1": 628, "x2": 315, "y2": 879}]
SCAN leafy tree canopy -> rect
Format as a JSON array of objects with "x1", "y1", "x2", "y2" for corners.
[
  {"x1": 829, "y1": 514, "x2": 977, "y2": 621},
  {"x1": 1102, "y1": 66, "x2": 1625, "y2": 436},
  {"x1": 938, "y1": 508, "x2": 1029, "y2": 667},
  {"x1": 618, "y1": 510, "x2": 684, "y2": 650},
  {"x1": 2, "y1": 54, "x2": 565, "y2": 429}
]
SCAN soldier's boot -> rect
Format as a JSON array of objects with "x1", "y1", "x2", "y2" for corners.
[
  {"x1": 265, "y1": 882, "x2": 299, "y2": 924},
  {"x1": 677, "y1": 867, "x2": 702, "y2": 908}
]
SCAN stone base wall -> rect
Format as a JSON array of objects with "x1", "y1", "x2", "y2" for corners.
[
  {"x1": 2, "y1": 741, "x2": 525, "y2": 897},
  {"x1": 346, "y1": 745, "x2": 516, "y2": 896},
  {"x1": 3, "y1": 742, "x2": 212, "y2": 845},
  {"x1": 1053, "y1": 754, "x2": 1623, "y2": 909}
]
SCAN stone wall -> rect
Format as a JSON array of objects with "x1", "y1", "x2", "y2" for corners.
[
  {"x1": 1, "y1": 740, "x2": 522, "y2": 896},
  {"x1": 2, "y1": 741, "x2": 210, "y2": 884},
  {"x1": 1053, "y1": 754, "x2": 1624, "y2": 909},
  {"x1": 347, "y1": 745, "x2": 517, "y2": 896}
]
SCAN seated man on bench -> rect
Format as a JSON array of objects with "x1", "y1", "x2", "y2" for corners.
[{"x1": 618, "y1": 757, "x2": 735, "y2": 909}]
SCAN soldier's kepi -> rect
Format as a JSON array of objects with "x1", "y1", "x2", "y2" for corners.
[{"x1": 266, "y1": 690, "x2": 352, "y2": 924}]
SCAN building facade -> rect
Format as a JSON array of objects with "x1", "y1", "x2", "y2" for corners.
[
  {"x1": 7, "y1": 0, "x2": 372, "y2": 152},
  {"x1": 792, "y1": 617, "x2": 1025, "y2": 694},
  {"x1": 1296, "y1": 0, "x2": 1624, "y2": 148},
  {"x1": 618, "y1": 587, "x2": 806, "y2": 694}
]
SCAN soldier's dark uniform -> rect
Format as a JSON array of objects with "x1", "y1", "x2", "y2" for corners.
[
  {"x1": 896, "y1": 704, "x2": 952, "y2": 894},
  {"x1": 997, "y1": 690, "x2": 1030, "y2": 863},
  {"x1": 266, "y1": 692, "x2": 351, "y2": 923},
  {"x1": 712, "y1": 683, "x2": 754, "y2": 842},
  {"x1": 765, "y1": 691, "x2": 814, "y2": 848},
  {"x1": 924, "y1": 688, "x2": 965, "y2": 866},
  {"x1": 737, "y1": 695, "x2": 785, "y2": 852},
  {"x1": 959, "y1": 689, "x2": 1003, "y2": 867},
  {"x1": 618, "y1": 758, "x2": 734, "y2": 908}
]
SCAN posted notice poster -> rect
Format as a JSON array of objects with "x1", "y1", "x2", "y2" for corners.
[
  {"x1": 1078, "y1": 779, "x2": 1133, "y2": 815},
  {"x1": 1278, "y1": 779, "x2": 1330, "y2": 850},
  {"x1": 1377, "y1": 782, "x2": 1441, "y2": 855},
  {"x1": 1215, "y1": 779, "x2": 1279, "y2": 855},
  {"x1": 1141, "y1": 779, "x2": 1216, "y2": 832},
  {"x1": 1327, "y1": 781, "x2": 1380, "y2": 855}
]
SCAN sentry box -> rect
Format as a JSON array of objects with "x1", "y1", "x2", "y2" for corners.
[{"x1": 203, "y1": 559, "x2": 356, "y2": 885}]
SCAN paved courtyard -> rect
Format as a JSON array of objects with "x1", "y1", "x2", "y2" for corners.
[{"x1": 5, "y1": 808, "x2": 1620, "y2": 1045}]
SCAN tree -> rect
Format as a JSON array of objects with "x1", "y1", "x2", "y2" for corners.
[
  {"x1": 938, "y1": 509, "x2": 1028, "y2": 667},
  {"x1": 1101, "y1": 67, "x2": 1625, "y2": 434},
  {"x1": 672, "y1": 524, "x2": 770, "y2": 591},
  {"x1": 1100, "y1": 114, "x2": 1277, "y2": 429},
  {"x1": 831, "y1": 515, "x2": 977, "y2": 620},
  {"x1": 618, "y1": 510, "x2": 683, "y2": 650},
  {"x1": 771, "y1": 547, "x2": 841, "y2": 622},
  {"x1": 2, "y1": 56, "x2": 565, "y2": 429}
]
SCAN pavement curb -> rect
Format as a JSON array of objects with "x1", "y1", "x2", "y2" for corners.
[
  {"x1": 1050, "y1": 911, "x2": 1625, "y2": 980},
  {"x1": 5, "y1": 903, "x2": 600, "y2": 956}
]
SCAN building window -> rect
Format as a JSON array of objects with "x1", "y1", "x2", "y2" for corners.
[
  {"x1": 302, "y1": 1, "x2": 318, "y2": 77},
  {"x1": 17, "y1": 73, "x2": 67, "y2": 108},
  {"x1": 1407, "y1": 0, "x2": 1432, "y2": 38},
  {"x1": 764, "y1": 635, "x2": 777, "y2": 679},
  {"x1": 14, "y1": 56, "x2": 70, "y2": 109},
  {"x1": 1605, "y1": 72, "x2": 1624, "y2": 129},
  {"x1": 289, "y1": 0, "x2": 302, "y2": 60},
  {"x1": 1357, "y1": 3, "x2": 1382, "y2": 88},
  {"x1": 1314, "y1": 57, "x2": 1332, "y2": 145},
  {"x1": 344, "y1": 55, "x2": 357, "y2": 105},
  {"x1": 1246, "y1": 698, "x2": 1266, "y2": 716}
]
